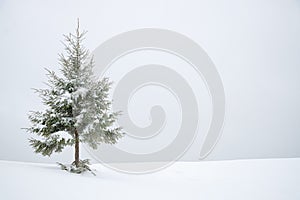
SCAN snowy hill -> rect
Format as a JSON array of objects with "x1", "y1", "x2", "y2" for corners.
[{"x1": 0, "y1": 158, "x2": 299, "y2": 200}]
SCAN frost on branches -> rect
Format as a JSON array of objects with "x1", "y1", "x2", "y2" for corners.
[{"x1": 25, "y1": 21, "x2": 124, "y2": 174}]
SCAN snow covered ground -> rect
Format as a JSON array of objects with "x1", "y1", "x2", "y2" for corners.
[{"x1": 0, "y1": 158, "x2": 299, "y2": 200}]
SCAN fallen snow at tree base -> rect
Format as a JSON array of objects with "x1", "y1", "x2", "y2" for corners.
[{"x1": 0, "y1": 158, "x2": 299, "y2": 200}]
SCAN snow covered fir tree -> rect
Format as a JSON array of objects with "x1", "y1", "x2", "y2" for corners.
[{"x1": 25, "y1": 20, "x2": 124, "y2": 174}]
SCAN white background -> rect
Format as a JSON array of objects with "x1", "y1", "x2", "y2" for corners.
[{"x1": 0, "y1": 0, "x2": 299, "y2": 163}]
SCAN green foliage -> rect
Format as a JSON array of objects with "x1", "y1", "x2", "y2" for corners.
[
  {"x1": 25, "y1": 20, "x2": 124, "y2": 173},
  {"x1": 30, "y1": 135, "x2": 73, "y2": 156}
]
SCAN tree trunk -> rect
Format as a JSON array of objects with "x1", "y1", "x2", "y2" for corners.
[{"x1": 74, "y1": 129, "x2": 79, "y2": 167}]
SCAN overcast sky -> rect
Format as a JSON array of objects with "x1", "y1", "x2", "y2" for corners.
[{"x1": 0, "y1": 0, "x2": 299, "y2": 163}]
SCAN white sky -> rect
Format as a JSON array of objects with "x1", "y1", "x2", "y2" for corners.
[{"x1": 0, "y1": 0, "x2": 299, "y2": 163}]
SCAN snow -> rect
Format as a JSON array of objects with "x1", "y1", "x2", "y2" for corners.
[
  {"x1": 52, "y1": 131, "x2": 73, "y2": 140},
  {"x1": 0, "y1": 158, "x2": 299, "y2": 200},
  {"x1": 73, "y1": 87, "x2": 88, "y2": 99},
  {"x1": 34, "y1": 124, "x2": 46, "y2": 129}
]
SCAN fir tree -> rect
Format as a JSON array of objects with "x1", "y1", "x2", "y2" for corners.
[{"x1": 25, "y1": 20, "x2": 123, "y2": 174}]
